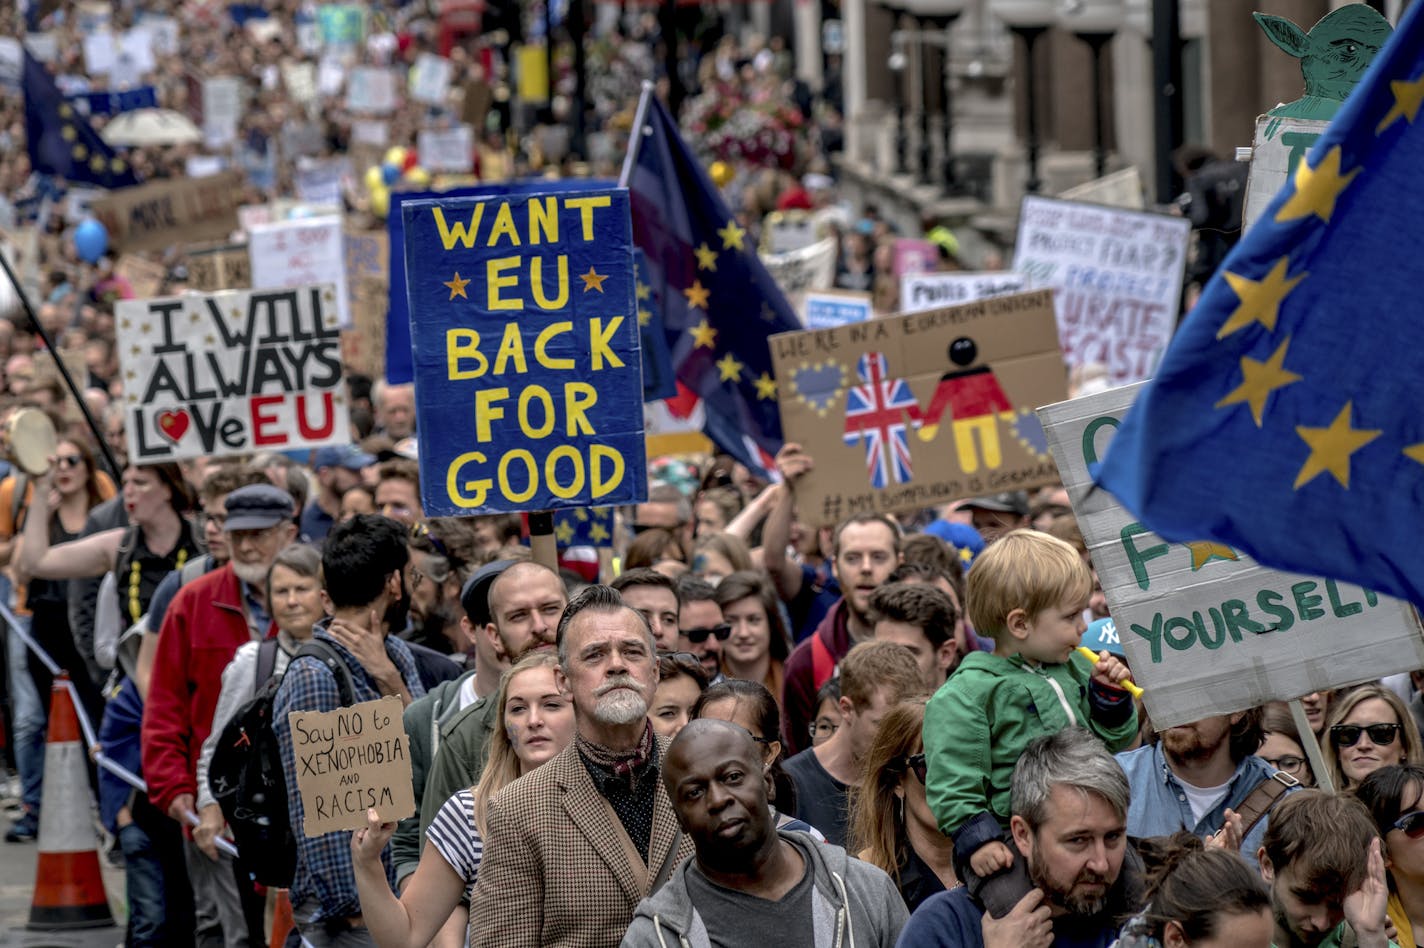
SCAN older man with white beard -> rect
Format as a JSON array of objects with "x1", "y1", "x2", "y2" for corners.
[
  {"x1": 142, "y1": 484, "x2": 298, "y2": 948},
  {"x1": 468, "y1": 585, "x2": 695, "y2": 948}
]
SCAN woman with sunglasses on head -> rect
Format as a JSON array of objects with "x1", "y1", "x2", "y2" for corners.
[
  {"x1": 651, "y1": 652, "x2": 710, "y2": 740},
  {"x1": 849, "y1": 697, "x2": 956, "y2": 912},
  {"x1": 712, "y1": 570, "x2": 790, "y2": 699},
  {"x1": 352, "y1": 652, "x2": 576, "y2": 948},
  {"x1": 1323, "y1": 684, "x2": 1424, "y2": 791},
  {"x1": 1355, "y1": 764, "x2": 1424, "y2": 948},
  {"x1": 693, "y1": 678, "x2": 823, "y2": 838},
  {"x1": 1259, "y1": 702, "x2": 1316, "y2": 787}
]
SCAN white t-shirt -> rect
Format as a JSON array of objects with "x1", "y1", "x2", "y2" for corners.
[
  {"x1": 1180, "y1": 778, "x2": 1231, "y2": 825},
  {"x1": 457, "y1": 674, "x2": 480, "y2": 712}
]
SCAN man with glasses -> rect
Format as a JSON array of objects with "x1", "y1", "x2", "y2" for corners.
[
  {"x1": 1116, "y1": 707, "x2": 1298, "y2": 869},
  {"x1": 676, "y1": 575, "x2": 727, "y2": 682},
  {"x1": 143, "y1": 484, "x2": 298, "y2": 948}
]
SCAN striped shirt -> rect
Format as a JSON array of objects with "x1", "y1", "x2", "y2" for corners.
[{"x1": 428, "y1": 789, "x2": 484, "y2": 903}]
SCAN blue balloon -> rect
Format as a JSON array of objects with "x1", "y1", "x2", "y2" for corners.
[
  {"x1": 74, "y1": 218, "x2": 108, "y2": 264},
  {"x1": 381, "y1": 162, "x2": 401, "y2": 186}
]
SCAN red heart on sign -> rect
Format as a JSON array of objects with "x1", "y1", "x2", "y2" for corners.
[{"x1": 157, "y1": 410, "x2": 189, "y2": 443}]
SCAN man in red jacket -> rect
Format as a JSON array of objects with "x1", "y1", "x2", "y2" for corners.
[{"x1": 141, "y1": 484, "x2": 297, "y2": 948}]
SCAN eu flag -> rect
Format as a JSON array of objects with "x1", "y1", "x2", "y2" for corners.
[
  {"x1": 1096, "y1": 1, "x2": 1424, "y2": 607},
  {"x1": 628, "y1": 97, "x2": 802, "y2": 477},
  {"x1": 23, "y1": 51, "x2": 138, "y2": 190},
  {"x1": 633, "y1": 249, "x2": 677, "y2": 402}
]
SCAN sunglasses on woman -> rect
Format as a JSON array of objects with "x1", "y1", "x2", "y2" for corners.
[
  {"x1": 683, "y1": 623, "x2": 732, "y2": 644},
  {"x1": 1395, "y1": 810, "x2": 1424, "y2": 839},
  {"x1": 902, "y1": 752, "x2": 928, "y2": 785},
  {"x1": 56, "y1": 454, "x2": 84, "y2": 469},
  {"x1": 1330, "y1": 723, "x2": 1402, "y2": 748}
]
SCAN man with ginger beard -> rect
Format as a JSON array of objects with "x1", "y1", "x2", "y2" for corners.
[
  {"x1": 898, "y1": 728, "x2": 1143, "y2": 948},
  {"x1": 468, "y1": 585, "x2": 694, "y2": 948},
  {"x1": 1116, "y1": 707, "x2": 1297, "y2": 870}
]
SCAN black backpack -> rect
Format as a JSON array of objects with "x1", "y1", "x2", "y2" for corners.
[{"x1": 208, "y1": 638, "x2": 355, "y2": 887}]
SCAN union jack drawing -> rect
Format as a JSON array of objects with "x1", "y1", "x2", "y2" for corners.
[{"x1": 843, "y1": 352, "x2": 920, "y2": 488}]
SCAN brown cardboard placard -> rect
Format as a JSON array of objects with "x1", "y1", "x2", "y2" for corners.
[
  {"x1": 186, "y1": 244, "x2": 252, "y2": 292},
  {"x1": 115, "y1": 254, "x2": 166, "y2": 299},
  {"x1": 92, "y1": 170, "x2": 245, "y2": 253},
  {"x1": 287, "y1": 696, "x2": 415, "y2": 836},
  {"x1": 770, "y1": 290, "x2": 1067, "y2": 525}
]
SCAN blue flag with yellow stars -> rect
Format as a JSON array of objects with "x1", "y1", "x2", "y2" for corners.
[
  {"x1": 23, "y1": 51, "x2": 138, "y2": 190},
  {"x1": 628, "y1": 97, "x2": 802, "y2": 477},
  {"x1": 634, "y1": 249, "x2": 677, "y2": 402},
  {"x1": 1097, "y1": 0, "x2": 1424, "y2": 607},
  {"x1": 550, "y1": 506, "x2": 615, "y2": 548}
]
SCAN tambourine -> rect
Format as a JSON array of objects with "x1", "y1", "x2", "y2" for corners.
[{"x1": 8, "y1": 409, "x2": 57, "y2": 477}]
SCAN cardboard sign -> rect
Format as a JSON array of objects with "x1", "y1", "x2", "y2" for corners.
[
  {"x1": 186, "y1": 244, "x2": 251, "y2": 291},
  {"x1": 899, "y1": 272, "x2": 1027, "y2": 315},
  {"x1": 1038, "y1": 383, "x2": 1424, "y2": 728},
  {"x1": 770, "y1": 290, "x2": 1067, "y2": 525},
  {"x1": 287, "y1": 697, "x2": 415, "y2": 836},
  {"x1": 343, "y1": 228, "x2": 388, "y2": 377},
  {"x1": 417, "y1": 125, "x2": 474, "y2": 173},
  {"x1": 116, "y1": 254, "x2": 166, "y2": 299},
  {"x1": 31, "y1": 349, "x2": 89, "y2": 422},
  {"x1": 401, "y1": 187, "x2": 647, "y2": 516},
  {"x1": 115, "y1": 284, "x2": 349, "y2": 462},
  {"x1": 1013, "y1": 195, "x2": 1191, "y2": 386},
  {"x1": 1059, "y1": 167, "x2": 1146, "y2": 210},
  {"x1": 1243, "y1": 117, "x2": 1328, "y2": 233},
  {"x1": 346, "y1": 67, "x2": 397, "y2": 114},
  {"x1": 410, "y1": 52, "x2": 452, "y2": 105},
  {"x1": 93, "y1": 171, "x2": 245, "y2": 253},
  {"x1": 249, "y1": 217, "x2": 350, "y2": 328},
  {"x1": 804, "y1": 290, "x2": 872, "y2": 329}
]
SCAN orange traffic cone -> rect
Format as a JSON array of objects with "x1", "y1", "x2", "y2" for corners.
[
  {"x1": 269, "y1": 889, "x2": 294, "y2": 948},
  {"x1": 27, "y1": 675, "x2": 113, "y2": 930}
]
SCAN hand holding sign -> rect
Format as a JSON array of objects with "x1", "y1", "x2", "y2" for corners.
[{"x1": 288, "y1": 697, "x2": 415, "y2": 836}]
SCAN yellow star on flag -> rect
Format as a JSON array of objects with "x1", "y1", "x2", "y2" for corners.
[
  {"x1": 694, "y1": 243, "x2": 719, "y2": 271},
  {"x1": 1293, "y1": 401, "x2": 1382, "y2": 490},
  {"x1": 1377, "y1": 74, "x2": 1424, "y2": 134},
  {"x1": 684, "y1": 280, "x2": 710, "y2": 310},
  {"x1": 1275, "y1": 146, "x2": 1361, "y2": 225},
  {"x1": 1185, "y1": 541, "x2": 1239, "y2": 571},
  {"x1": 638, "y1": 308, "x2": 652, "y2": 327},
  {"x1": 753, "y1": 373, "x2": 777, "y2": 400},
  {"x1": 590, "y1": 522, "x2": 611, "y2": 543},
  {"x1": 580, "y1": 267, "x2": 608, "y2": 293},
  {"x1": 574, "y1": 508, "x2": 589, "y2": 521},
  {"x1": 1217, "y1": 257, "x2": 1307, "y2": 340},
  {"x1": 1214, "y1": 337, "x2": 1304, "y2": 426},
  {"x1": 691, "y1": 319, "x2": 717, "y2": 349},
  {"x1": 717, "y1": 220, "x2": 746, "y2": 251},
  {"x1": 636, "y1": 282, "x2": 651, "y2": 301},
  {"x1": 716, "y1": 352, "x2": 744, "y2": 383},
  {"x1": 444, "y1": 272, "x2": 470, "y2": 300},
  {"x1": 554, "y1": 521, "x2": 575, "y2": 544},
  {"x1": 1405, "y1": 443, "x2": 1424, "y2": 467}
]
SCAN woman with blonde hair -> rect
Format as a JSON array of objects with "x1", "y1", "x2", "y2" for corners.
[
  {"x1": 849, "y1": 698, "x2": 956, "y2": 911},
  {"x1": 352, "y1": 652, "x2": 574, "y2": 948},
  {"x1": 1321, "y1": 683, "x2": 1424, "y2": 791}
]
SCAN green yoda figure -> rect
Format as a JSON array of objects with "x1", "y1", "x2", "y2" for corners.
[{"x1": 1255, "y1": 3, "x2": 1393, "y2": 121}]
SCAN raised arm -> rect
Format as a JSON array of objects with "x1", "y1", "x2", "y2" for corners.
[
  {"x1": 762, "y1": 443, "x2": 814, "y2": 602},
  {"x1": 18, "y1": 472, "x2": 121, "y2": 580}
]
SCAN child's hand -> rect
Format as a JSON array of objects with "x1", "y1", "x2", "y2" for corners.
[
  {"x1": 969, "y1": 840, "x2": 1015, "y2": 877},
  {"x1": 1089, "y1": 652, "x2": 1131, "y2": 690}
]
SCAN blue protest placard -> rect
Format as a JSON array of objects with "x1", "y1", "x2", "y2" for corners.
[{"x1": 403, "y1": 187, "x2": 648, "y2": 516}]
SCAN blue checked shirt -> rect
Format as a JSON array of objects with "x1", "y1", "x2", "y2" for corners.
[{"x1": 274, "y1": 625, "x2": 426, "y2": 923}]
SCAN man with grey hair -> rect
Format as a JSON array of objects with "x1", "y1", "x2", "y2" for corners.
[
  {"x1": 896, "y1": 728, "x2": 1143, "y2": 948},
  {"x1": 467, "y1": 585, "x2": 693, "y2": 948}
]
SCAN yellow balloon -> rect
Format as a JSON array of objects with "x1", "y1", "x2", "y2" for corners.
[
  {"x1": 384, "y1": 146, "x2": 408, "y2": 168},
  {"x1": 370, "y1": 186, "x2": 390, "y2": 218},
  {"x1": 404, "y1": 166, "x2": 432, "y2": 187},
  {"x1": 364, "y1": 165, "x2": 383, "y2": 191},
  {"x1": 709, "y1": 160, "x2": 734, "y2": 187}
]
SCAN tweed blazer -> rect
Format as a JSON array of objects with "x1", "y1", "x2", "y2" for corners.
[{"x1": 468, "y1": 740, "x2": 695, "y2": 948}]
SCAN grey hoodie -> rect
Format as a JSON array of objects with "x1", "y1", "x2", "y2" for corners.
[{"x1": 621, "y1": 832, "x2": 908, "y2": 948}]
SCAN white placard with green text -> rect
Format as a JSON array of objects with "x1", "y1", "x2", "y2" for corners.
[{"x1": 1039, "y1": 382, "x2": 1424, "y2": 728}]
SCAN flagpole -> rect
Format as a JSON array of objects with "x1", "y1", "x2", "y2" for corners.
[
  {"x1": 0, "y1": 250, "x2": 122, "y2": 479},
  {"x1": 618, "y1": 80, "x2": 656, "y2": 189}
]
